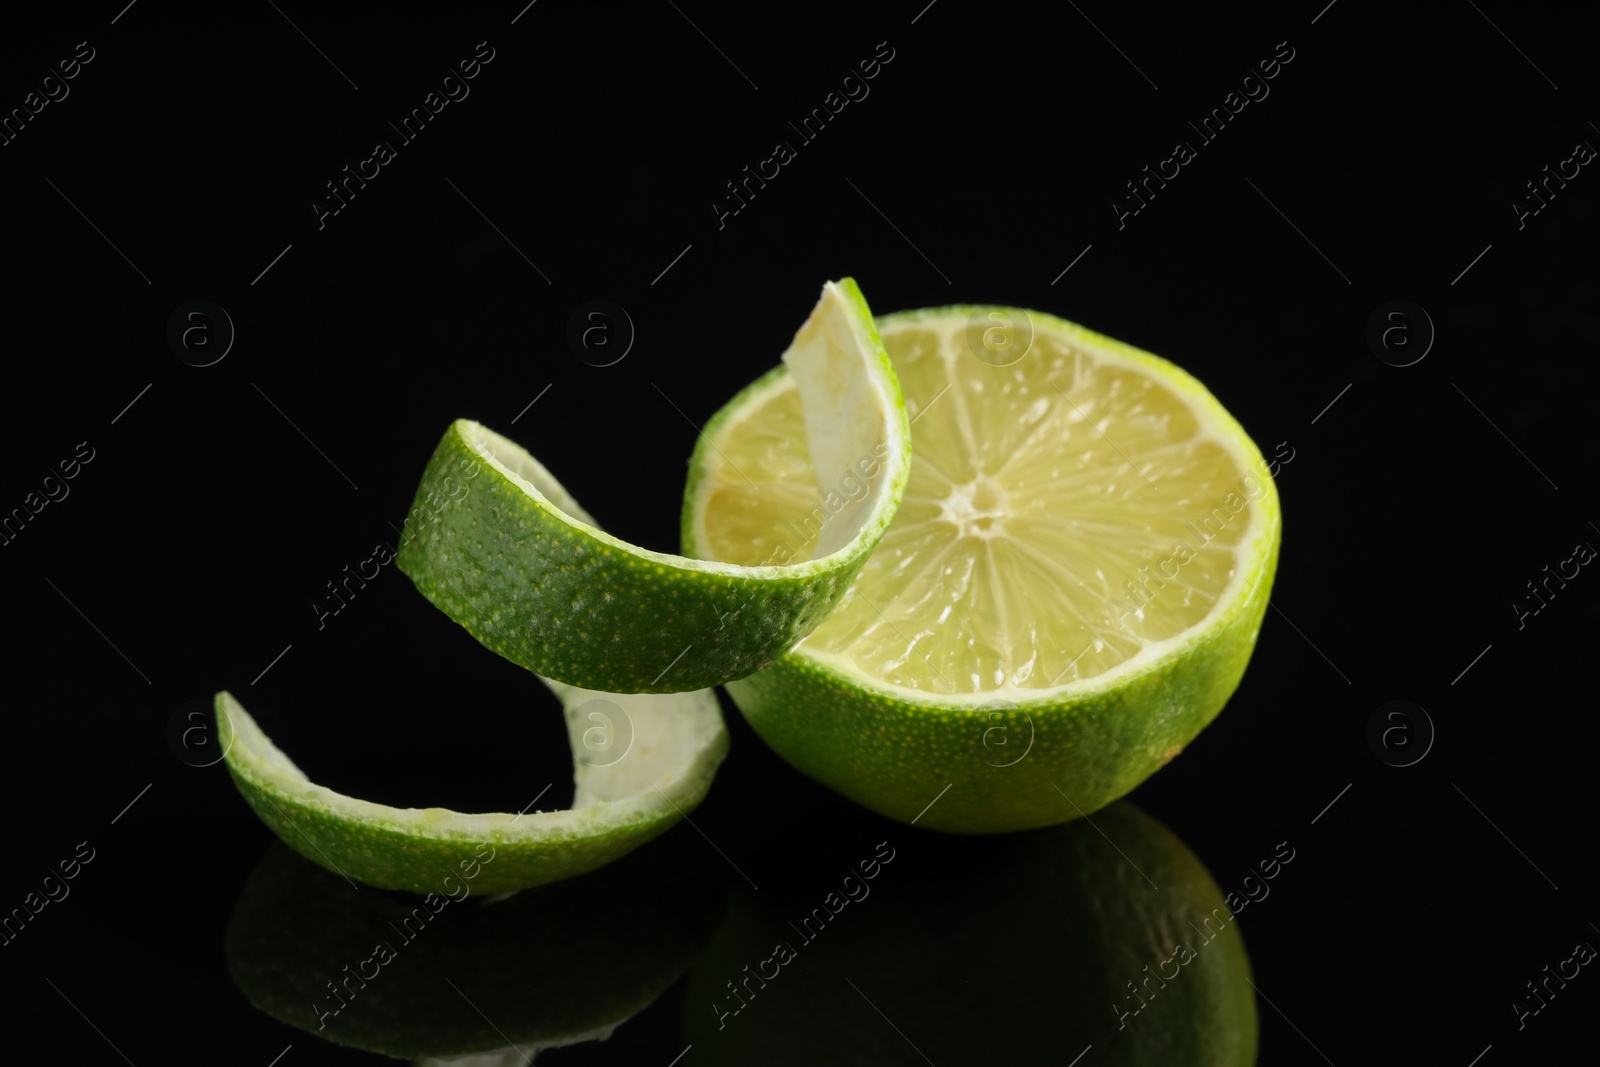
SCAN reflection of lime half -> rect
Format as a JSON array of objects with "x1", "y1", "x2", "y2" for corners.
[
  {"x1": 396, "y1": 278, "x2": 911, "y2": 694},
  {"x1": 687, "y1": 307, "x2": 1281, "y2": 832},
  {"x1": 216, "y1": 676, "x2": 726, "y2": 894},
  {"x1": 686, "y1": 802, "x2": 1256, "y2": 1065},
  {"x1": 226, "y1": 836, "x2": 723, "y2": 1061}
]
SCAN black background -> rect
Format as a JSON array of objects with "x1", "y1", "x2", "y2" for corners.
[{"x1": 1, "y1": 1, "x2": 1596, "y2": 1063}]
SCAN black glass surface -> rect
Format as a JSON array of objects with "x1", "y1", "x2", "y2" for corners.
[{"x1": 1, "y1": 3, "x2": 1595, "y2": 1064}]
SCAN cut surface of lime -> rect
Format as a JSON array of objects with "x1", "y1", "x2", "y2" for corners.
[
  {"x1": 216, "y1": 678, "x2": 727, "y2": 894},
  {"x1": 397, "y1": 278, "x2": 911, "y2": 694},
  {"x1": 687, "y1": 306, "x2": 1281, "y2": 832}
]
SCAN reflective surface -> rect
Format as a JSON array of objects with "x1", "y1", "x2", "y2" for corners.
[
  {"x1": 226, "y1": 839, "x2": 723, "y2": 1061},
  {"x1": 687, "y1": 803, "x2": 1257, "y2": 1066},
  {"x1": 2, "y1": 3, "x2": 1596, "y2": 1065}
]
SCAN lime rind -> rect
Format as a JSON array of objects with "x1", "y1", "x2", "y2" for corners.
[
  {"x1": 397, "y1": 278, "x2": 912, "y2": 694},
  {"x1": 723, "y1": 552, "x2": 1274, "y2": 833},
  {"x1": 215, "y1": 680, "x2": 728, "y2": 894}
]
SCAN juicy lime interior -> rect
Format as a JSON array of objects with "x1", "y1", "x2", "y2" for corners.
[{"x1": 693, "y1": 311, "x2": 1265, "y2": 696}]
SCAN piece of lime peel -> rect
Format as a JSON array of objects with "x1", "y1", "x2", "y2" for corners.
[
  {"x1": 215, "y1": 677, "x2": 727, "y2": 895},
  {"x1": 784, "y1": 280, "x2": 897, "y2": 559},
  {"x1": 395, "y1": 276, "x2": 910, "y2": 694}
]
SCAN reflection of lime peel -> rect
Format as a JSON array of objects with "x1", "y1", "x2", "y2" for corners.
[
  {"x1": 224, "y1": 832, "x2": 724, "y2": 1061},
  {"x1": 417, "y1": 1020, "x2": 627, "y2": 1067},
  {"x1": 215, "y1": 677, "x2": 728, "y2": 894}
]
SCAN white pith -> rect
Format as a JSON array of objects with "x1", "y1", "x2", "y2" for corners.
[
  {"x1": 461, "y1": 279, "x2": 909, "y2": 580},
  {"x1": 217, "y1": 679, "x2": 724, "y2": 840}
]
